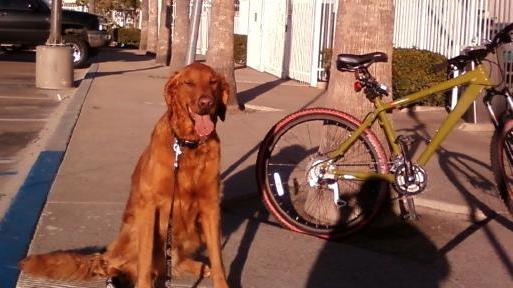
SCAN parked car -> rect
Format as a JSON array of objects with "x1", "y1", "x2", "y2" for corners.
[{"x1": 0, "y1": 0, "x2": 109, "y2": 67}]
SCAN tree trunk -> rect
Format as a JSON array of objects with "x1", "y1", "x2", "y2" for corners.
[
  {"x1": 169, "y1": 0, "x2": 190, "y2": 73},
  {"x1": 325, "y1": 0, "x2": 394, "y2": 138},
  {"x1": 88, "y1": 0, "x2": 95, "y2": 14},
  {"x1": 156, "y1": 0, "x2": 171, "y2": 64},
  {"x1": 206, "y1": 0, "x2": 241, "y2": 109},
  {"x1": 305, "y1": 0, "x2": 395, "y2": 224},
  {"x1": 139, "y1": 0, "x2": 149, "y2": 51},
  {"x1": 147, "y1": 0, "x2": 159, "y2": 54}
]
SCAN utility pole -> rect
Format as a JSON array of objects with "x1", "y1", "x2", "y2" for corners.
[
  {"x1": 185, "y1": 0, "x2": 202, "y2": 65},
  {"x1": 35, "y1": 0, "x2": 73, "y2": 89}
]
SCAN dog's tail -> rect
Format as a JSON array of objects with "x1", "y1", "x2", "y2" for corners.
[{"x1": 19, "y1": 251, "x2": 110, "y2": 281}]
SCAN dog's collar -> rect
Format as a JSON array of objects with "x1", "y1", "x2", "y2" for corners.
[
  {"x1": 171, "y1": 128, "x2": 211, "y2": 149},
  {"x1": 175, "y1": 136, "x2": 200, "y2": 149}
]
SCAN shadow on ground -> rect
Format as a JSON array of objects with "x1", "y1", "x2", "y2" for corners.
[
  {"x1": 399, "y1": 108, "x2": 513, "y2": 278},
  {"x1": 222, "y1": 161, "x2": 450, "y2": 287}
]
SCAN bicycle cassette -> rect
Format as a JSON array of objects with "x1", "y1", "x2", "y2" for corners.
[{"x1": 393, "y1": 164, "x2": 427, "y2": 196}]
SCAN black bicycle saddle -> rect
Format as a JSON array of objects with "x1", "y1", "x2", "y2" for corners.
[{"x1": 336, "y1": 52, "x2": 388, "y2": 71}]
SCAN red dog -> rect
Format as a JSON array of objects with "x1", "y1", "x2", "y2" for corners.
[{"x1": 20, "y1": 63, "x2": 230, "y2": 288}]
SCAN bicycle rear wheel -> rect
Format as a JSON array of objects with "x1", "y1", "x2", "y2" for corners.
[
  {"x1": 256, "y1": 108, "x2": 389, "y2": 238},
  {"x1": 491, "y1": 119, "x2": 513, "y2": 213}
]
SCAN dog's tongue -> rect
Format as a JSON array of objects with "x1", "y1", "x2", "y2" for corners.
[{"x1": 192, "y1": 113, "x2": 214, "y2": 137}]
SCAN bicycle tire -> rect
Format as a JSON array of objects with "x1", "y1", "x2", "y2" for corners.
[
  {"x1": 256, "y1": 108, "x2": 389, "y2": 238},
  {"x1": 491, "y1": 118, "x2": 513, "y2": 213}
]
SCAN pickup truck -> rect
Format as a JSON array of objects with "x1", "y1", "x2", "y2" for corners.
[{"x1": 0, "y1": 0, "x2": 109, "y2": 67}]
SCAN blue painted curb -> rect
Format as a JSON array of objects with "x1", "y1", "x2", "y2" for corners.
[{"x1": 0, "y1": 151, "x2": 64, "y2": 288}]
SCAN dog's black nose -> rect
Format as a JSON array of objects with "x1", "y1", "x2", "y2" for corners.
[{"x1": 198, "y1": 96, "x2": 214, "y2": 110}]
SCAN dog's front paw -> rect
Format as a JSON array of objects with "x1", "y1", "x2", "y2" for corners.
[{"x1": 175, "y1": 259, "x2": 210, "y2": 278}]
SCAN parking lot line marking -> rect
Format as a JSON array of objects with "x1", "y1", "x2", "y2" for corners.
[
  {"x1": 0, "y1": 158, "x2": 16, "y2": 164},
  {"x1": 245, "y1": 104, "x2": 283, "y2": 112},
  {"x1": 0, "y1": 118, "x2": 47, "y2": 122}
]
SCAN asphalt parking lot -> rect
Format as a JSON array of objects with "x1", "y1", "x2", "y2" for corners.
[{"x1": 0, "y1": 50, "x2": 84, "y2": 218}]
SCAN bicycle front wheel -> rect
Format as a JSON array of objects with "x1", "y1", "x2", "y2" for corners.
[
  {"x1": 491, "y1": 119, "x2": 513, "y2": 214},
  {"x1": 256, "y1": 108, "x2": 389, "y2": 238}
]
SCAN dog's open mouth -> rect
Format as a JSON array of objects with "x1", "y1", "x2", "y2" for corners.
[{"x1": 188, "y1": 107, "x2": 214, "y2": 137}]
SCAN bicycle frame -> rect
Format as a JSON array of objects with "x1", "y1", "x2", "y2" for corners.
[{"x1": 328, "y1": 64, "x2": 492, "y2": 182}]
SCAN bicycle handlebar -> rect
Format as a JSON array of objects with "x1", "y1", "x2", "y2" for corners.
[
  {"x1": 488, "y1": 23, "x2": 513, "y2": 50},
  {"x1": 432, "y1": 23, "x2": 513, "y2": 72}
]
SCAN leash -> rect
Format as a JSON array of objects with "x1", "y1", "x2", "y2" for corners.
[
  {"x1": 105, "y1": 135, "x2": 206, "y2": 288},
  {"x1": 166, "y1": 135, "x2": 207, "y2": 286},
  {"x1": 165, "y1": 138, "x2": 182, "y2": 287}
]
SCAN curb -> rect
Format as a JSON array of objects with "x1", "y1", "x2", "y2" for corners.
[
  {"x1": 222, "y1": 191, "x2": 490, "y2": 222},
  {"x1": 46, "y1": 64, "x2": 99, "y2": 151},
  {"x1": 457, "y1": 122, "x2": 495, "y2": 132},
  {"x1": 414, "y1": 197, "x2": 487, "y2": 220},
  {"x1": 0, "y1": 64, "x2": 98, "y2": 288}
]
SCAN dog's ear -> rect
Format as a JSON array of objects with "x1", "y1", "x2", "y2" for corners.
[
  {"x1": 164, "y1": 71, "x2": 181, "y2": 106},
  {"x1": 217, "y1": 75, "x2": 230, "y2": 121}
]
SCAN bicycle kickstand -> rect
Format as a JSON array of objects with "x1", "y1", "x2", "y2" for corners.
[{"x1": 400, "y1": 195, "x2": 420, "y2": 220}]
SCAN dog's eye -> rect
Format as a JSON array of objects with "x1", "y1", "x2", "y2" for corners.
[
  {"x1": 209, "y1": 79, "x2": 218, "y2": 85},
  {"x1": 184, "y1": 80, "x2": 195, "y2": 86}
]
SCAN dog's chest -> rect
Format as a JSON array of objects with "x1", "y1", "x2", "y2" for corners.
[{"x1": 172, "y1": 146, "x2": 218, "y2": 187}]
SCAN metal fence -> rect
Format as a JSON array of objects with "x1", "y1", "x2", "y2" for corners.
[
  {"x1": 316, "y1": 0, "x2": 338, "y2": 82},
  {"x1": 394, "y1": 0, "x2": 490, "y2": 58},
  {"x1": 394, "y1": 0, "x2": 513, "y2": 90}
]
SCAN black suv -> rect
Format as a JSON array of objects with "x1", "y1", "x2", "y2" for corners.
[{"x1": 0, "y1": 0, "x2": 109, "y2": 67}]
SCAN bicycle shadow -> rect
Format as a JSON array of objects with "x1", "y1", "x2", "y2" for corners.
[
  {"x1": 221, "y1": 143, "x2": 449, "y2": 287},
  {"x1": 398, "y1": 108, "x2": 513, "y2": 278},
  {"x1": 436, "y1": 147, "x2": 513, "y2": 277},
  {"x1": 305, "y1": 185, "x2": 449, "y2": 288},
  {"x1": 303, "y1": 109, "x2": 444, "y2": 287}
]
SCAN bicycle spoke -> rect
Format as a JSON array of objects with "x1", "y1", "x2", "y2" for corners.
[{"x1": 258, "y1": 109, "x2": 388, "y2": 238}]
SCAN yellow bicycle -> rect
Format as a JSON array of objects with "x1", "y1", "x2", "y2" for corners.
[{"x1": 256, "y1": 24, "x2": 513, "y2": 239}]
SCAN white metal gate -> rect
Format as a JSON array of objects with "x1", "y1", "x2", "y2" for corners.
[
  {"x1": 287, "y1": 0, "x2": 317, "y2": 84},
  {"x1": 260, "y1": 0, "x2": 288, "y2": 78},
  {"x1": 247, "y1": 0, "x2": 265, "y2": 71},
  {"x1": 246, "y1": 0, "x2": 336, "y2": 85}
]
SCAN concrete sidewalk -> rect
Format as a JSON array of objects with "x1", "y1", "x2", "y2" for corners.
[{"x1": 10, "y1": 49, "x2": 513, "y2": 287}]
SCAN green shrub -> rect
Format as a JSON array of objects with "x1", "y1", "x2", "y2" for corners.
[
  {"x1": 392, "y1": 48, "x2": 448, "y2": 106},
  {"x1": 115, "y1": 27, "x2": 141, "y2": 48},
  {"x1": 234, "y1": 34, "x2": 247, "y2": 65}
]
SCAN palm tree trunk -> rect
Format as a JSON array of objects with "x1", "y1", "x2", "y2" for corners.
[
  {"x1": 156, "y1": 0, "x2": 171, "y2": 64},
  {"x1": 147, "y1": 0, "x2": 159, "y2": 54},
  {"x1": 206, "y1": 0, "x2": 241, "y2": 108},
  {"x1": 325, "y1": 0, "x2": 394, "y2": 142},
  {"x1": 139, "y1": 0, "x2": 149, "y2": 51},
  {"x1": 169, "y1": 0, "x2": 190, "y2": 73},
  {"x1": 88, "y1": 0, "x2": 95, "y2": 13}
]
